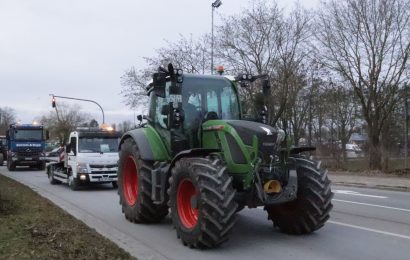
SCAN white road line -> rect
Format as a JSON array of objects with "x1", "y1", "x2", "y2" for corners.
[
  {"x1": 333, "y1": 190, "x2": 387, "y2": 199},
  {"x1": 329, "y1": 221, "x2": 410, "y2": 240},
  {"x1": 333, "y1": 199, "x2": 410, "y2": 212}
]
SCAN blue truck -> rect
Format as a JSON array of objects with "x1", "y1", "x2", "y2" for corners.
[{"x1": 6, "y1": 123, "x2": 48, "y2": 171}]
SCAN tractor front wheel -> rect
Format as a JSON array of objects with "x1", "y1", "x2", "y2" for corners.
[
  {"x1": 168, "y1": 157, "x2": 237, "y2": 248},
  {"x1": 265, "y1": 157, "x2": 333, "y2": 234},
  {"x1": 117, "y1": 138, "x2": 168, "y2": 223}
]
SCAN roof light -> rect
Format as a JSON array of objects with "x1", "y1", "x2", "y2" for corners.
[{"x1": 216, "y1": 66, "x2": 224, "y2": 75}]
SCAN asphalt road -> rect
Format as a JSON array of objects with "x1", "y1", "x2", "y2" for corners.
[{"x1": 1, "y1": 166, "x2": 410, "y2": 260}]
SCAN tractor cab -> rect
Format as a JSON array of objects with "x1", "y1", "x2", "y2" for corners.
[{"x1": 148, "y1": 74, "x2": 241, "y2": 150}]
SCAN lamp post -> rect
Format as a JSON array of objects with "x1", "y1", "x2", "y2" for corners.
[{"x1": 211, "y1": 0, "x2": 222, "y2": 75}]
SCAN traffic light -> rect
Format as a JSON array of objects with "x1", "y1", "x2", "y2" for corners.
[{"x1": 52, "y1": 96, "x2": 56, "y2": 108}]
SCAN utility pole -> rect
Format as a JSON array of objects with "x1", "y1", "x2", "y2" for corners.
[
  {"x1": 211, "y1": 0, "x2": 222, "y2": 75},
  {"x1": 405, "y1": 85, "x2": 409, "y2": 169}
]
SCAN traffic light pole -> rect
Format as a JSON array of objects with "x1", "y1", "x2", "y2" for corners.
[{"x1": 50, "y1": 94, "x2": 105, "y2": 124}]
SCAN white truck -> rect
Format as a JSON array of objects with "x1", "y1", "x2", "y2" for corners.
[{"x1": 46, "y1": 127, "x2": 121, "y2": 190}]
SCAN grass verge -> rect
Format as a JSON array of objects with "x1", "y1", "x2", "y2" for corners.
[{"x1": 0, "y1": 174, "x2": 135, "y2": 260}]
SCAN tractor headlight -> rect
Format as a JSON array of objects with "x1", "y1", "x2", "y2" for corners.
[
  {"x1": 277, "y1": 129, "x2": 285, "y2": 144},
  {"x1": 77, "y1": 163, "x2": 89, "y2": 173}
]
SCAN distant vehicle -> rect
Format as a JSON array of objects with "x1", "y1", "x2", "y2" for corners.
[
  {"x1": 46, "y1": 127, "x2": 121, "y2": 190},
  {"x1": 0, "y1": 135, "x2": 7, "y2": 165},
  {"x1": 6, "y1": 123, "x2": 48, "y2": 171},
  {"x1": 344, "y1": 143, "x2": 363, "y2": 158}
]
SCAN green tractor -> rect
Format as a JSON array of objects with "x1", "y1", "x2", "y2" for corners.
[{"x1": 117, "y1": 64, "x2": 333, "y2": 249}]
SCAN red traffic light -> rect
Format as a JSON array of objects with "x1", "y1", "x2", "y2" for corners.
[{"x1": 52, "y1": 97, "x2": 56, "y2": 108}]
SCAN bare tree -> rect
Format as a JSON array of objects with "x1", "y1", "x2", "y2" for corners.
[
  {"x1": 121, "y1": 34, "x2": 210, "y2": 110},
  {"x1": 40, "y1": 103, "x2": 90, "y2": 144},
  {"x1": 0, "y1": 107, "x2": 16, "y2": 134},
  {"x1": 315, "y1": 0, "x2": 410, "y2": 169},
  {"x1": 216, "y1": 1, "x2": 312, "y2": 130}
]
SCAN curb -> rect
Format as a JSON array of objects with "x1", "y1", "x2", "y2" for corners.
[{"x1": 332, "y1": 181, "x2": 410, "y2": 192}]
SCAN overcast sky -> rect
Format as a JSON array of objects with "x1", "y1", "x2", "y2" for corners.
[{"x1": 0, "y1": 0, "x2": 318, "y2": 125}]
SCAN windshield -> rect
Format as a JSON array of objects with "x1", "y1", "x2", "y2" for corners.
[
  {"x1": 182, "y1": 77, "x2": 240, "y2": 121},
  {"x1": 78, "y1": 137, "x2": 119, "y2": 153},
  {"x1": 14, "y1": 129, "x2": 43, "y2": 141}
]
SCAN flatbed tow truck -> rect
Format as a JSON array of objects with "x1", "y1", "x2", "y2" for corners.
[{"x1": 46, "y1": 127, "x2": 121, "y2": 190}]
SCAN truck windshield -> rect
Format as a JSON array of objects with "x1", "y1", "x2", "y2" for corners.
[
  {"x1": 78, "y1": 137, "x2": 119, "y2": 153},
  {"x1": 14, "y1": 129, "x2": 43, "y2": 140}
]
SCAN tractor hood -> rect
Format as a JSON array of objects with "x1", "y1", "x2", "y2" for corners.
[{"x1": 227, "y1": 120, "x2": 281, "y2": 162}]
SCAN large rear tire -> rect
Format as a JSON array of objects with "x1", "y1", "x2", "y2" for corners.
[
  {"x1": 265, "y1": 157, "x2": 333, "y2": 234},
  {"x1": 168, "y1": 157, "x2": 237, "y2": 248},
  {"x1": 117, "y1": 138, "x2": 168, "y2": 223}
]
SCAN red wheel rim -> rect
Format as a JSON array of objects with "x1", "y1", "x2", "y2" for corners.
[
  {"x1": 177, "y1": 179, "x2": 198, "y2": 229},
  {"x1": 123, "y1": 156, "x2": 138, "y2": 206}
]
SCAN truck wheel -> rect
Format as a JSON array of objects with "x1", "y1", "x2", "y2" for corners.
[
  {"x1": 168, "y1": 157, "x2": 237, "y2": 248},
  {"x1": 68, "y1": 175, "x2": 80, "y2": 190},
  {"x1": 7, "y1": 160, "x2": 16, "y2": 171},
  {"x1": 265, "y1": 157, "x2": 333, "y2": 234},
  {"x1": 47, "y1": 165, "x2": 60, "y2": 185},
  {"x1": 0, "y1": 154, "x2": 4, "y2": 166},
  {"x1": 112, "y1": 181, "x2": 118, "y2": 189},
  {"x1": 117, "y1": 138, "x2": 168, "y2": 223},
  {"x1": 39, "y1": 162, "x2": 46, "y2": 171}
]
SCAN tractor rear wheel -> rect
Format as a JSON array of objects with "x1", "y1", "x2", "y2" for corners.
[
  {"x1": 117, "y1": 138, "x2": 168, "y2": 223},
  {"x1": 168, "y1": 157, "x2": 237, "y2": 248},
  {"x1": 265, "y1": 157, "x2": 333, "y2": 234}
]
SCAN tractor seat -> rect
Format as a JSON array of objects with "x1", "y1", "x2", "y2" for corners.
[{"x1": 204, "y1": 111, "x2": 219, "y2": 121}]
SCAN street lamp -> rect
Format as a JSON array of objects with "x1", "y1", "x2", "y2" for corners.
[{"x1": 211, "y1": 0, "x2": 222, "y2": 75}]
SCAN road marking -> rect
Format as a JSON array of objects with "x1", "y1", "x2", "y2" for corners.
[
  {"x1": 333, "y1": 199, "x2": 410, "y2": 212},
  {"x1": 329, "y1": 221, "x2": 410, "y2": 240},
  {"x1": 333, "y1": 190, "x2": 387, "y2": 199}
]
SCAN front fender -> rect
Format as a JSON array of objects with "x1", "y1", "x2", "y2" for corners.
[{"x1": 119, "y1": 125, "x2": 170, "y2": 161}]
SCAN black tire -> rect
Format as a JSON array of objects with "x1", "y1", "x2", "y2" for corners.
[
  {"x1": 168, "y1": 157, "x2": 237, "y2": 249},
  {"x1": 7, "y1": 159, "x2": 16, "y2": 171},
  {"x1": 47, "y1": 165, "x2": 60, "y2": 185},
  {"x1": 0, "y1": 154, "x2": 4, "y2": 166},
  {"x1": 117, "y1": 138, "x2": 168, "y2": 223},
  {"x1": 68, "y1": 175, "x2": 80, "y2": 191},
  {"x1": 265, "y1": 156, "x2": 333, "y2": 234},
  {"x1": 112, "y1": 181, "x2": 118, "y2": 189},
  {"x1": 39, "y1": 162, "x2": 46, "y2": 171}
]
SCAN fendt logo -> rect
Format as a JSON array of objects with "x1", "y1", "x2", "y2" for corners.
[{"x1": 260, "y1": 126, "x2": 273, "y2": 136}]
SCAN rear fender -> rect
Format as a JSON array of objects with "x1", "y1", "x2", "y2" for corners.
[{"x1": 119, "y1": 126, "x2": 170, "y2": 161}]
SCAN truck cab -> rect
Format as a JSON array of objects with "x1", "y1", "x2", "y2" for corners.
[
  {"x1": 47, "y1": 127, "x2": 121, "y2": 190},
  {"x1": 6, "y1": 123, "x2": 47, "y2": 171}
]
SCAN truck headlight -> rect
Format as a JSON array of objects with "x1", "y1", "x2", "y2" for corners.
[{"x1": 77, "y1": 163, "x2": 89, "y2": 173}]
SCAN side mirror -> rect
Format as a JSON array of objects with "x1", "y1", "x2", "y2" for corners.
[
  {"x1": 137, "y1": 115, "x2": 143, "y2": 122},
  {"x1": 45, "y1": 130, "x2": 50, "y2": 140},
  {"x1": 262, "y1": 79, "x2": 271, "y2": 95},
  {"x1": 152, "y1": 72, "x2": 166, "y2": 98},
  {"x1": 6, "y1": 130, "x2": 9, "y2": 140}
]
